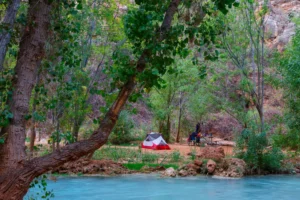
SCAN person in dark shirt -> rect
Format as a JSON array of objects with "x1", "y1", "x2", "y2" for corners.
[{"x1": 196, "y1": 122, "x2": 200, "y2": 133}]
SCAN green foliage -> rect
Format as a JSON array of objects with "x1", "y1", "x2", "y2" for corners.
[
  {"x1": 123, "y1": 163, "x2": 179, "y2": 171},
  {"x1": 0, "y1": 69, "x2": 14, "y2": 127},
  {"x1": 141, "y1": 153, "x2": 159, "y2": 163},
  {"x1": 0, "y1": 137, "x2": 4, "y2": 144},
  {"x1": 0, "y1": 105, "x2": 13, "y2": 126},
  {"x1": 170, "y1": 150, "x2": 182, "y2": 162},
  {"x1": 236, "y1": 129, "x2": 284, "y2": 173},
  {"x1": 274, "y1": 22, "x2": 300, "y2": 151},
  {"x1": 28, "y1": 175, "x2": 54, "y2": 200},
  {"x1": 190, "y1": 148, "x2": 197, "y2": 161},
  {"x1": 109, "y1": 111, "x2": 135, "y2": 145},
  {"x1": 93, "y1": 146, "x2": 184, "y2": 165},
  {"x1": 272, "y1": 133, "x2": 300, "y2": 151},
  {"x1": 49, "y1": 131, "x2": 75, "y2": 145},
  {"x1": 93, "y1": 147, "x2": 140, "y2": 162}
]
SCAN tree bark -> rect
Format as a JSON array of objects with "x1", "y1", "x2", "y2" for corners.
[
  {"x1": 29, "y1": 68, "x2": 41, "y2": 157},
  {"x1": 29, "y1": 122, "x2": 36, "y2": 156},
  {"x1": 72, "y1": 115, "x2": 85, "y2": 142},
  {"x1": 0, "y1": 1, "x2": 181, "y2": 199},
  {"x1": 0, "y1": 0, "x2": 21, "y2": 71},
  {"x1": 176, "y1": 91, "x2": 183, "y2": 143},
  {"x1": 0, "y1": 0, "x2": 52, "y2": 174}
]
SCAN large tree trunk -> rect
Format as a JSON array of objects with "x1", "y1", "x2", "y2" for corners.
[
  {"x1": 0, "y1": 1, "x2": 181, "y2": 199},
  {"x1": 0, "y1": 0, "x2": 52, "y2": 174},
  {"x1": 0, "y1": 0, "x2": 21, "y2": 71}
]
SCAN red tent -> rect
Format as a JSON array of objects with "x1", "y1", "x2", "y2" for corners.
[{"x1": 141, "y1": 132, "x2": 171, "y2": 150}]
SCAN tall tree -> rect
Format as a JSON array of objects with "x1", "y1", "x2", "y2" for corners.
[
  {"x1": 0, "y1": 0, "x2": 52, "y2": 173},
  {"x1": 0, "y1": 1, "x2": 182, "y2": 198},
  {"x1": 0, "y1": 0, "x2": 21, "y2": 71},
  {"x1": 0, "y1": 0, "x2": 237, "y2": 199},
  {"x1": 220, "y1": 0, "x2": 269, "y2": 131}
]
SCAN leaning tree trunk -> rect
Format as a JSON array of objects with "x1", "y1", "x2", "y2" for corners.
[
  {"x1": 0, "y1": 0, "x2": 21, "y2": 71},
  {"x1": 0, "y1": 0, "x2": 52, "y2": 174},
  {"x1": 0, "y1": 1, "x2": 181, "y2": 199}
]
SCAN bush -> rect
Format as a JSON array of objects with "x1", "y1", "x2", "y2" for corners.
[
  {"x1": 262, "y1": 147, "x2": 284, "y2": 172},
  {"x1": 189, "y1": 148, "x2": 197, "y2": 161},
  {"x1": 93, "y1": 147, "x2": 140, "y2": 162},
  {"x1": 141, "y1": 153, "x2": 159, "y2": 163},
  {"x1": 108, "y1": 111, "x2": 135, "y2": 145},
  {"x1": 123, "y1": 163, "x2": 179, "y2": 170},
  {"x1": 275, "y1": 24, "x2": 300, "y2": 151},
  {"x1": 170, "y1": 150, "x2": 181, "y2": 162},
  {"x1": 236, "y1": 129, "x2": 284, "y2": 173},
  {"x1": 273, "y1": 132, "x2": 300, "y2": 151}
]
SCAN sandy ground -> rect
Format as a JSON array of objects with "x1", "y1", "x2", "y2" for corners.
[
  {"x1": 107, "y1": 143, "x2": 234, "y2": 157},
  {"x1": 33, "y1": 138, "x2": 234, "y2": 157},
  {"x1": 144, "y1": 144, "x2": 233, "y2": 156}
]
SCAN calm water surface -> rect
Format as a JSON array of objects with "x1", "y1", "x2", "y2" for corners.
[{"x1": 25, "y1": 174, "x2": 300, "y2": 200}]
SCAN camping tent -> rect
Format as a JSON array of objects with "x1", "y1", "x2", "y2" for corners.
[{"x1": 141, "y1": 132, "x2": 171, "y2": 150}]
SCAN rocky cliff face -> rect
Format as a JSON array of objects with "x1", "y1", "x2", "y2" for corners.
[{"x1": 265, "y1": 0, "x2": 300, "y2": 51}]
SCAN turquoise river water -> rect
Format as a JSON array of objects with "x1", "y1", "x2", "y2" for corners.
[{"x1": 25, "y1": 174, "x2": 300, "y2": 200}]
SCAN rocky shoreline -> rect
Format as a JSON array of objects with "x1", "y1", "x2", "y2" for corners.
[{"x1": 50, "y1": 146, "x2": 299, "y2": 179}]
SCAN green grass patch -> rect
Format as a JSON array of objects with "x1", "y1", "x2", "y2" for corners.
[
  {"x1": 93, "y1": 147, "x2": 141, "y2": 162},
  {"x1": 92, "y1": 146, "x2": 185, "y2": 167},
  {"x1": 123, "y1": 163, "x2": 179, "y2": 171}
]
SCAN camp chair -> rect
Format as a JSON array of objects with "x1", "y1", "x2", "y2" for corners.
[{"x1": 187, "y1": 134, "x2": 196, "y2": 146}]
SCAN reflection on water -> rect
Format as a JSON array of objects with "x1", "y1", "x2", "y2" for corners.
[{"x1": 25, "y1": 174, "x2": 300, "y2": 200}]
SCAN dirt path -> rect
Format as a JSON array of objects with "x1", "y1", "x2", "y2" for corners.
[
  {"x1": 106, "y1": 143, "x2": 234, "y2": 157},
  {"x1": 144, "y1": 144, "x2": 233, "y2": 156},
  {"x1": 33, "y1": 137, "x2": 234, "y2": 157}
]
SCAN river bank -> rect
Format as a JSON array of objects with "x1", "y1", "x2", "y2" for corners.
[{"x1": 50, "y1": 145, "x2": 300, "y2": 179}]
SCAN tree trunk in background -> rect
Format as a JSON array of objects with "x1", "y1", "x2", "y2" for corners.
[
  {"x1": 56, "y1": 124, "x2": 60, "y2": 150},
  {"x1": 29, "y1": 69, "x2": 41, "y2": 157},
  {"x1": 0, "y1": 1, "x2": 181, "y2": 199},
  {"x1": 29, "y1": 122, "x2": 36, "y2": 157},
  {"x1": 0, "y1": 0, "x2": 21, "y2": 71},
  {"x1": 0, "y1": 0, "x2": 52, "y2": 174},
  {"x1": 260, "y1": 19, "x2": 265, "y2": 132},
  {"x1": 176, "y1": 92, "x2": 183, "y2": 143},
  {"x1": 72, "y1": 121, "x2": 81, "y2": 142},
  {"x1": 72, "y1": 115, "x2": 85, "y2": 142},
  {"x1": 166, "y1": 114, "x2": 171, "y2": 142}
]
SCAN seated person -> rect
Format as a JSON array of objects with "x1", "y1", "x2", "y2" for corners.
[
  {"x1": 189, "y1": 132, "x2": 197, "y2": 142},
  {"x1": 196, "y1": 132, "x2": 202, "y2": 143}
]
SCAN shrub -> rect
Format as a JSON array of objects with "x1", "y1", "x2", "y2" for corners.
[
  {"x1": 262, "y1": 147, "x2": 284, "y2": 172},
  {"x1": 123, "y1": 163, "x2": 179, "y2": 170},
  {"x1": 272, "y1": 132, "x2": 300, "y2": 151},
  {"x1": 170, "y1": 150, "x2": 181, "y2": 162},
  {"x1": 108, "y1": 111, "x2": 135, "y2": 145},
  {"x1": 236, "y1": 129, "x2": 284, "y2": 173},
  {"x1": 141, "y1": 153, "x2": 159, "y2": 163},
  {"x1": 189, "y1": 148, "x2": 197, "y2": 161},
  {"x1": 93, "y1": 147, "x2": 139, "y2": 162},
  {"x1": 275, "y1": 24, "x2": 300, "y2": 151}
]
